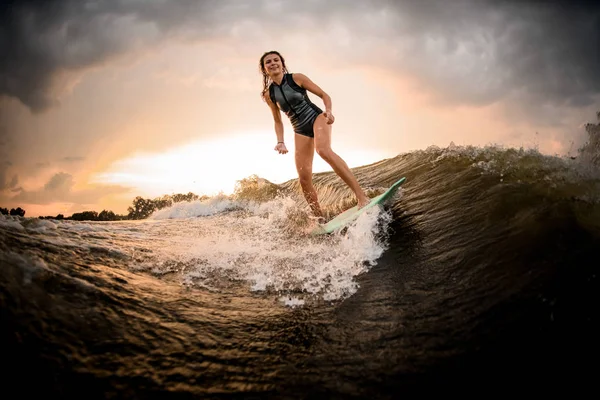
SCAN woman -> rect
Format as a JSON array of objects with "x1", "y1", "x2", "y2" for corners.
[{"x1": 259, "y1": 50, "x2": 369, "y2": 221}]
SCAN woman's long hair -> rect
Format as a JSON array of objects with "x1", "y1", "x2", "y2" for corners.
[{"x1": 259, "y1": 50, "x2": 288, "y2": 102}]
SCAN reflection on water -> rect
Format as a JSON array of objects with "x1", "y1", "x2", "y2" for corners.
[{"x1": 1, "y1": 144, "x2": 599, "y2": 398}]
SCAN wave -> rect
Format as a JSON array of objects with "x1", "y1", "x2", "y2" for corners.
[{"x1": 2, "y1": 132, "x2": 599, "y2": 397}]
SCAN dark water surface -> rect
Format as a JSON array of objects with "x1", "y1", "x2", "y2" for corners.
[{"x1": 2, "y1": 145, "x2": 599, "y2": 398}]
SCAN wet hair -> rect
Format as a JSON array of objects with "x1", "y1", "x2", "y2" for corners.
[{"x1": 259, "y1": 50, "x2": 288, "y2": 102}]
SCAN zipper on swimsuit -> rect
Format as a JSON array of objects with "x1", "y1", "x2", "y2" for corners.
[{"x1": 277, "y1": 78, "x2": 296, "y2": 116}]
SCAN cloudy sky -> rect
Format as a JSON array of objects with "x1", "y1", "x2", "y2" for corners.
[{"x1": 1, "y1": 0, "x2": 599, "y2": 217}]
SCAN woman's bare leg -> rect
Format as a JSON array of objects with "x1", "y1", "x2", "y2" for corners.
[
  {"x1": 313, "y1": 114, "x2": 369, "y2": 207},
  {"x1": 294, "y1": 133, "x2": 323, "y2": 218}
]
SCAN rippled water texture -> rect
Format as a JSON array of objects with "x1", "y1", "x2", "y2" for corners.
[{"x1": 1, "y1": 144, "x2": 599, "y2": 398}]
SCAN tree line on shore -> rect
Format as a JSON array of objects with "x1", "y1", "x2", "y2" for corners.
[
  {"x1": 1, "y1": 192, "x2": 208, "y2": 221},
  {"x1": 0, "y1": 207, "x2": 26, "y2": 217},
  {"x1": 1, "y1": 174, "x2": 278, "y2": 222}
]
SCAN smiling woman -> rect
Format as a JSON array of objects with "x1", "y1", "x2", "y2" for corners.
[{"x1": 259, "y1": 50, "x2": 371, "y2": 221}]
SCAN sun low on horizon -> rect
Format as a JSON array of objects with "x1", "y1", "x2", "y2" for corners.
[{"x1": 91, "y1": 131, "x2": 391, "y2": 202}]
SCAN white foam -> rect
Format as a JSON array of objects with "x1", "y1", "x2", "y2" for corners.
[
  {"x1": 130, "y1": 197, "x2": 392, "y2": 302},
  {"x1": 0, "y1": 215, "x2": 25, "y2": 232},
  {"x1": 149, "y1": 195, "x2": 243, "y2": 220},
  {"x1": 1, "y1": 195, "x2": 391, "y2": 304},
  {"x1": 280, "y1": 296, "x2": 305, "y2": 308},
  {"x1": 25, "y1": 219, "x2": 58, "y2": 234},
  {"x1": 67, "y1": 223, "x2": 96, "y2": 232}
]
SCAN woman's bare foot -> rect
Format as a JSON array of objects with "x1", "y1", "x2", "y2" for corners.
[{"x1": 357, "y1": 193, "x2": 370, "y2": 209}]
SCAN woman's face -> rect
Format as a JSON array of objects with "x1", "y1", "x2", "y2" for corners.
[{"x1": 262, "y1": 53, "x2": 283, "y2": 77}]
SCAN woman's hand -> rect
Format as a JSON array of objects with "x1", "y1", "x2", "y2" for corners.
[
  {"x1": 274, "y1": 142, "x2": 288, "y2": 154},
  {"x1": 323, "y1": 110, "x2": 335, "y2": 125}
]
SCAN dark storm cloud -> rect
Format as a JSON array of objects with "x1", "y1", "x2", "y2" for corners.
[
  {"x1": 385, "y1": 0, "x2": 600, "y2": 107},
  {"x1": 0, "y1": 122, "x2": 16, "y2": 190},
  {"x1": 0, "y1": 0, "x2": 598, "y2": 112},
  {"x1": 0, "y1": 0, "x2": 241, "y2": 112}
]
